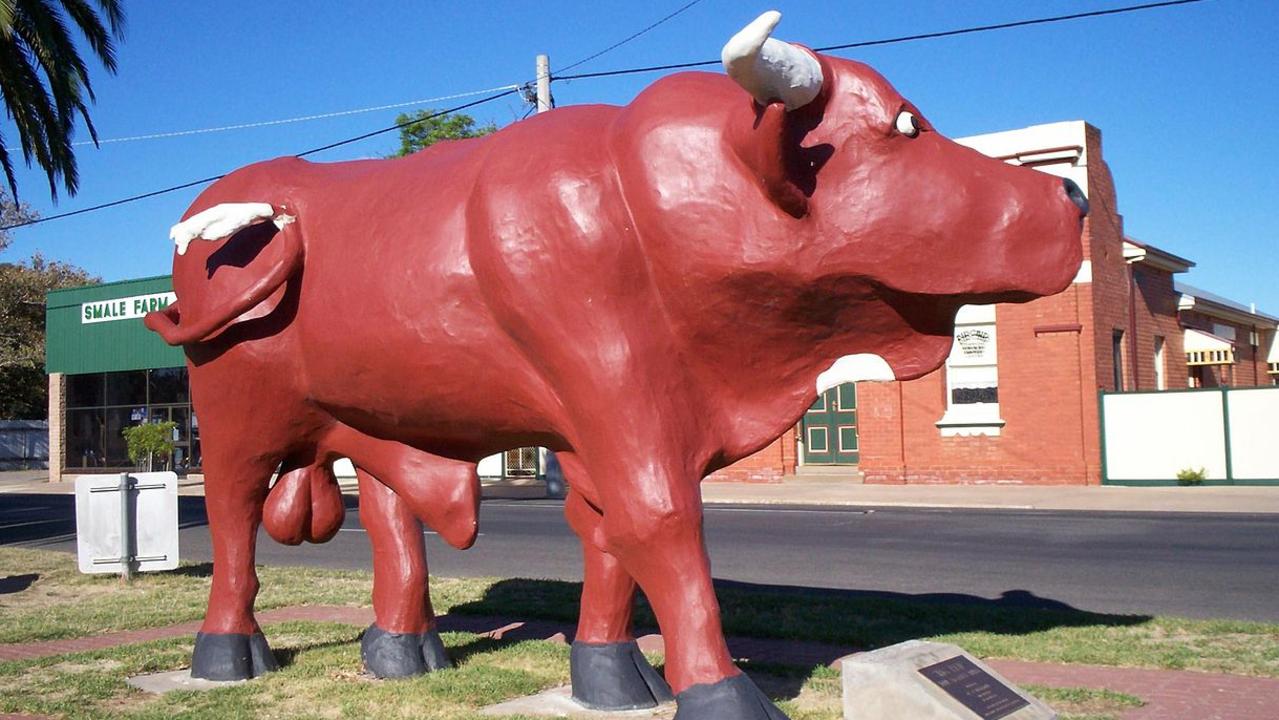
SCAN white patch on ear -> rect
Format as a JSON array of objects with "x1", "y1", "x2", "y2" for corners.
[
  {"x1": 170, "y1": 202, "x2": 276, "y2": 255},
  {"x1": 816, "y1": 354, "x2": 895, "y2": 394}
]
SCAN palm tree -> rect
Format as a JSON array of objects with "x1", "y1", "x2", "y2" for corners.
[{"x1": 0, "y1": 0, "x2": 125, "y2": 200}]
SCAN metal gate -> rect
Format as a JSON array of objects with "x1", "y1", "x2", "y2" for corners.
[{"x1": 503, "y1": 447, "x2": 541, "y2": 477}]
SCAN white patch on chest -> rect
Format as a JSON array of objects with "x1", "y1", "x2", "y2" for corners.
[{"x1": 816, "y1": 354, "x2": 895, "y2": 394}]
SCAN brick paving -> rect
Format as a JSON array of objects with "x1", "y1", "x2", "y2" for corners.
[{"x1": 2, "y1": 605, "x2": 1277, "y2": 719}]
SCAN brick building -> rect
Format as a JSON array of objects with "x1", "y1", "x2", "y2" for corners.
[{"x1": 712, "y1": 121, "x2": 1278, "y2": 486}]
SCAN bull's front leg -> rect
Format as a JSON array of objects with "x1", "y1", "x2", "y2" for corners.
[
  {"x1": 583, "y1": 452, "x2": 787, "y2": 720},
  {"x1": 561, "y1": 453, "x2": 673, "y2": 710},
  {"x1": 356, "y1": 468, "x2": 451, "y2": 677}
]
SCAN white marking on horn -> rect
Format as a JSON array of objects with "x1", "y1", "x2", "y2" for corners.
[
  {"x1": 721, "y1": 10, "x2": 823, "y2": 111},
  {"x1": 816, "y1": 354, "x2": 896, "y2": 394},
  {"x1": 169, "y1": 202, "x2": 279, "y2": 255}
]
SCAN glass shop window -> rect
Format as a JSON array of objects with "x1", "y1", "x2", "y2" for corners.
[
  {"x1": 61, "y1": 367, "x2": 198, "y2": 472},
  {"x1": 66, "y1": 373, "x2": 105, "y2": 408},
  {"x1": 148, "y1": 367, "x2": 189, "y2": 404},
  {"x1": 105, "y1": 370, "x2": 147, "y2": 406},
  {"x1": 66, "y1": 408, "x2": 105, "y2": 467}
]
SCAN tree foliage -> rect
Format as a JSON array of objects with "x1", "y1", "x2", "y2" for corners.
[
  {"x1": 121, "y1": 420, "x2": 175, "y2": 470},
  {"x1": 393, "y1": 109, "x2": 495, "y2": 157},
  {"x1": 0, "y1": 192, "x2": 96, "y2": 418},
  {"x1": 0, "y1": 0, "x2": 126, "y2": 200}
]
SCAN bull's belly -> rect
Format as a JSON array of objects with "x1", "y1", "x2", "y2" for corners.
[{"x1": 298, "y1": 327, "x2": 567, "y2": 463}]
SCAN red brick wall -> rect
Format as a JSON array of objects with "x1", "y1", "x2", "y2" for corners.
[
  {"x1": 857, "y1": 290, "x2": 1096, "y2": 485},
  {"x1": 1083, "y1": 125, "x2": 1131, "y2": 395},
  {"x1": 1131, "y1": 266, "x2": 1187, "y2": 390},
  {"x1": 708, "y1": 426, "x2": 796, "y2": 482}
]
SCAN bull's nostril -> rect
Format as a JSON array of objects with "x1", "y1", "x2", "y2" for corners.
[{"x1": 1063, "y1": 177, "x2": 1089, "y2": 216}]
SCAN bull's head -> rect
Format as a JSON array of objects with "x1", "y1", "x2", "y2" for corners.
[{"x1": 720, "y1": 12, "x2": 1087, "y2": 385}]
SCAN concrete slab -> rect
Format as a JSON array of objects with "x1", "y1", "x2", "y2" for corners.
[
  {"x1": 125, "y1": 669, "x2": 246, "y2": 694},
  {"x1": 480, "y1": 685, "x2": 675, "y2": 718}
]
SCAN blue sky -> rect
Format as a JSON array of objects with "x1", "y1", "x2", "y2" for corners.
[{"x1": 2, "y1": 0, "x2": 1276, "y2": 314}]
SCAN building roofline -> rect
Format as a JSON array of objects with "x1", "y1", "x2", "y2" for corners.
[
  {"x1": 1177, "y1": 281, "x2": 1279, "y2": 326},
  {"x1": 45, "y1": 273, "x2": 173, "y2": 296},
  {"x1": 1123, "y1": 238, "x2": 1194, "y2": 274}
]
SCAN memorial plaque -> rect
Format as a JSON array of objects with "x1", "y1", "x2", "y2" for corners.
[
  {"x1": 918, "y1": 655, "x2": 1029, "y2": 720},
  {"x1": 841, "y1": 640, "x2": 1056, "y2": 720}
]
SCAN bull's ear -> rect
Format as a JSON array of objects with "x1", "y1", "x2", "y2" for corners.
[{"x1": 729, "y1": 100, "x2": 808, "y2": 219}]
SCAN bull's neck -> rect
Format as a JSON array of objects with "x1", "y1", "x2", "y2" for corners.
[{"x1": 658, "y1": 260, "x2": 883, "y2": 461}]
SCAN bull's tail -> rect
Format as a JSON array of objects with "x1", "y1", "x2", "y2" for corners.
[
  {"x1": 262, "y1": 460, "x2": 345, "y2": 545},
  {"x1": 144, "y1": 203, "x2": 303, "y2": 346}
]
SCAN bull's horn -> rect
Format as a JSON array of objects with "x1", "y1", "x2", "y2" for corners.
[{"x1": 721, "y1": 11, "x2": 823, "y2": 110}]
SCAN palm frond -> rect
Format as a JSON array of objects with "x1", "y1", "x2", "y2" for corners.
[
  {"x1": 0, "y1": 35, "x2": 76, "y2": 198},
  {"x1": 58, "y1": 0, "x2": 119, "y2": 72}
]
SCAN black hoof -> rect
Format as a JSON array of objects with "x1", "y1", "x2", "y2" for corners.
[
  {"x1": 361, "y1": 624, "x2": 452, "y2": 678},
  {"x1": 674, "y1": 673, "x2": 789, "y2": 720},
  {"x1": 570, "y1": 640, "x2": 674, "y2": 711},
  {"x1": 190, "y1": 632, "x2": 278, "y2": 681}
]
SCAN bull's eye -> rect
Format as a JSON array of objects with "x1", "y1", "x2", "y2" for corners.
[{"x1": 895, "y1": 110, "x2": 920, "y2": 138}]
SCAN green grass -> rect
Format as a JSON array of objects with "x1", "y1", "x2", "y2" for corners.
[
  {"x1": 1, "y1": 545, "x2": 1275, "y2": 718},
  {"x1": 0, "y1": 621, "x2": 577, "y2": 719}
]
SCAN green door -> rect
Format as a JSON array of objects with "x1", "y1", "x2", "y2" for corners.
[{"x1": 803, "y1": 383, "x2": 859, "y2": 464}]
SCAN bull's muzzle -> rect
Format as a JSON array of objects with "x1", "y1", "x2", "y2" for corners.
[{"x1": 1063, "y1": 178, "x2": 1089, "y2": 217}]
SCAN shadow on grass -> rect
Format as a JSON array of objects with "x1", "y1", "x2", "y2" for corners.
[
  {"x1": 0, "y1": 572, "x2": 38, "y2": 594},
  {"x1": 167, "y1": 562, "x2": 214, "y2": 578},
  {"x1": 448, "y1": 577, "x2": 1153, "y2": 702},
  {"x1": 446, "y1": 635, "x2": 518, "y2": 667},
  {"x1": 450, "y1": 577, "x2": 1150, "y2": 688}
]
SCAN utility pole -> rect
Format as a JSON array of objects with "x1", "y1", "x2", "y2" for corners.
[{"x1": 536, "y1": 54, "x2": 552, "y2": 114}]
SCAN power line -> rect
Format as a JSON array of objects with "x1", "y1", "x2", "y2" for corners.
[
  {"x1": 558, "y1": 0, "x2": 706, "y2": 74},
  {"x1": 554, "y1": 0, "x2": 1207, "y2": 81},
  {"x1": 0, "y1": 89, "x2": 520, "y2": 231},
  {"x1": 80, "y1": 1, "x2": 704, "y2": 150},
  {"x1": 71, "y1": 85, "x2": 523, "y2": 147},
  {"x1": 2, "y1": 0, "x2": 1206, "y2": 232}
]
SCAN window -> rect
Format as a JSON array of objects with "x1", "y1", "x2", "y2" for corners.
[
  {"x1": 63, "y1": 368, "x2": 198, "y2": 473},
  {"x1": 936, "y1": 305, "x2": 1003, "y2": 436},
  {"x1": 1153, "y1": 335, "x2": 1166, "y2": 390},
  {"x1": 1112, "y1": 330, "x2": 1126, "y2": 391}
]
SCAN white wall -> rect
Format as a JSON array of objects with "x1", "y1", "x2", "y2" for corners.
[
  {"x1": 1102, "y1": 387, "x2": 1279, "y2": 483},
  {"x1": 1226, "y1": 388, "x2": 1279, "y2": 481},
  {"x1": 1103, "y1": 392, "x2": 1227, "y2": 480}
]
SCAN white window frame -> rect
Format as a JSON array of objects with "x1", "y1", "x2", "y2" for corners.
[
  {"x1": 1154, "y1": 335, "x2": 1166, "y2": 391},
  {"x1": 936, "y1": 304, "x2": 1005, "y2": 437}
]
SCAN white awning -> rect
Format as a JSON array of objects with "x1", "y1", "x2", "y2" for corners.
[{"x1": 1184, "y1": 328, "x2": 1235, "y2": 366}]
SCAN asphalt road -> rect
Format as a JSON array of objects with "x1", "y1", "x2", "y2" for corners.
[{"x1": 4, "y1": 493, "x2": 1278, "y2": 622}]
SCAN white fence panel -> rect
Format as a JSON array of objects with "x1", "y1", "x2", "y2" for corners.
[
  {"x1": 1103, "y1": 392, "x2": 1227, "y2": 481},
  {"x1": 1226, "y1": 387, "x2": 1279, "y2": 481}
]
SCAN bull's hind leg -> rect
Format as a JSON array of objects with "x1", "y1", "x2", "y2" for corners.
[
  {"x1": 191, "y1": 443, "x2": 285, "y2": 680},
  {"x1": 561, "y1": 454, "x2": 673, "y2": 710},
  {"x1": 356, "y1": 467, "x2": 451, "y2": 677}
]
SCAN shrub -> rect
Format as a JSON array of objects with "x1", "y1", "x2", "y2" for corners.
[
  {"x1": 121, "y1": 421, "x2": 177, "y2": 471},
  {"x1": 1176, "y1": 467, "x2": 1207, "y2": 486}
]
